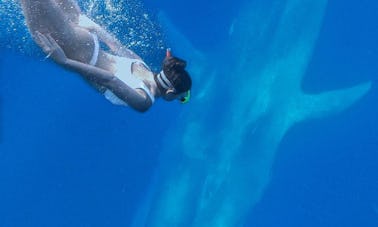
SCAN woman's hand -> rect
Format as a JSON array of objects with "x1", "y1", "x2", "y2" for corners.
[{"x1": 34, "y1": 31, "x2": 68, "y2": 65}]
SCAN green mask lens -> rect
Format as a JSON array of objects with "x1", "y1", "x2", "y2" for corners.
[{"x1": 180, "y1": 90, "x2": 191, "y2": 104}]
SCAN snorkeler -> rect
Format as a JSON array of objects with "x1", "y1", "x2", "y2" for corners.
[{"x1": 20, "y1": 0, "x2": 192, "y2": 112}]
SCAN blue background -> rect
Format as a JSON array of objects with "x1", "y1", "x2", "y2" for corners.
[{"x1": 1, "y1": 0, "x2": 378, "y2": 226}]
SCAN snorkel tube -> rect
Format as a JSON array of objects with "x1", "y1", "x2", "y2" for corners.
[{"x1": 166, "y1": 48, "x2": 172, "y2": 58}]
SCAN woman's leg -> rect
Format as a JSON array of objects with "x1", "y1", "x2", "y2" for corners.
[
  {"x1": 20, "y1": 0, "x2": 95, "y2": 64},
  {"x1": 55, "y1": 0, "x2": 81, "y2": 23}
]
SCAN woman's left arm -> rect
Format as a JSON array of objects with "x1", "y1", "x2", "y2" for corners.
[{"x1": 64, "y1": 59, "x2": 152, "y2": 112}]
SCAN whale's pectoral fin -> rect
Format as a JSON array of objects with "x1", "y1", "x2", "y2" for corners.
[{"x1": 292, "y1": 82, "x2": 372, "y2": 123}]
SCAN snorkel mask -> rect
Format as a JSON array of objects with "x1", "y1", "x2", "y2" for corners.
[
  {"x1": 156, "y1": 48, "x2": 191, "y2": 104},
  {"x1": 156, "y1": 69, "x2": 191, "y2": 104}
]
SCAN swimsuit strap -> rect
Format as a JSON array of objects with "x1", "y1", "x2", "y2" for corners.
[
  {"x1": 140, "y1": 83, "x2": 155, "y2": 103},
  {"x1": 89, "y1": 33, "x2": 100, "y2": 66}
]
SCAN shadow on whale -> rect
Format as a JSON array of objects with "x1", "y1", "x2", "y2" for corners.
[{"x1": 133, "y1": 0, "x2": 371, "y2": 226}]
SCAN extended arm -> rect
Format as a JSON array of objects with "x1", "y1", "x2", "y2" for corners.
[
  {"x1": 65, "y1": 59, "x2": 152, "y2": 112},
  {"x1": 36, "y1": 32, "x2": 152, "y2": 112},
  {"x1": 78, "y1": 15, "x2": 140, "y2": 58}
]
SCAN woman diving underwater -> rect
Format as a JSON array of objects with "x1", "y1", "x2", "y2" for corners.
[{"x1": 20, "y1": 0, "x2": 192, "y2": 112}]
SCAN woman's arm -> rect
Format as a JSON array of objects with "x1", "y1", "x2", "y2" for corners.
[
  {"x1": 36, "y1": 32, "x2": 152, "y2": 112},
  {"x1": 64, "y1": 59, "x2": 152, "y2": 112},
  {"x1": 77, "y1": 15, "x2": 139, "y2": 58}
]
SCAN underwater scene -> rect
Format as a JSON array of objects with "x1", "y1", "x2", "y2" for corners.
[{"x1": 0, "y1": 0, "x2": 377, "y2": 226}]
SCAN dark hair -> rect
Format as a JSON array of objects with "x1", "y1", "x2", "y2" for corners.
[{"x1": 162, "y1": 57, "x2": 192, "y2": 94}]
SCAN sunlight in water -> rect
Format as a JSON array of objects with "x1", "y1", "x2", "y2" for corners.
[
  {"x1": 81, "y1": 0, "x2": 164, "y2": 55},
  {"x1": 0, "y1": 0, "x2": 33, "y2": 54}
]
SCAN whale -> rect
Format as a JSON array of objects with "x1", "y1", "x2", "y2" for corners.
[
  {"x1": 0, "y1": 0, "x2": 372, "y2": 226},
  {"x1": 132, "y1": 0, "x2": 371, "y2": 226}
]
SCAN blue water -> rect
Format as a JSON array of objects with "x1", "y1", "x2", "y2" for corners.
[{"x1": 1, "y1": 0, "x2": 378, "y2": 226}]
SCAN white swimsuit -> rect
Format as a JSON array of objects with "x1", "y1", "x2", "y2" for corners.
[
  {"x1": 88, "y1": 34, "x2": 154, "y2": 106},
  {"x1": 103, "y1": 56, "x2": 155, "y2": 106},
  {"x1": 89, "y1": 33, "x2": 99, "y2": 66}
]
